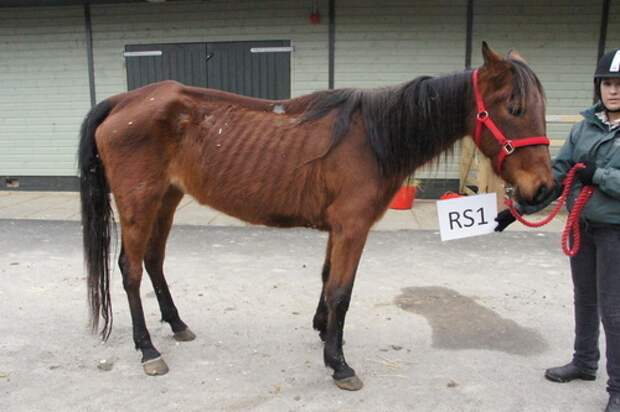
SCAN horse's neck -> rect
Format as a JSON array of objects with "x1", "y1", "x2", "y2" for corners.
[{"x1": 392, "y1": 71, "x2": 473, "y2": 177}]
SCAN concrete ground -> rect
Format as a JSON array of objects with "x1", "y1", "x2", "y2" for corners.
[{"x1": 0, "y1": 192, "x2": 609, "y2": 412}]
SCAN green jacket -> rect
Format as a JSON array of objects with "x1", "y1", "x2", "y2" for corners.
[{"x1": 553, "y1": 103, "x2": 620, "y2": 224}]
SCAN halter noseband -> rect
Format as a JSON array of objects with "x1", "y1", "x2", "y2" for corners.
[{"x1": 472, "y1": 68, "x2": 550, "y2": 173}]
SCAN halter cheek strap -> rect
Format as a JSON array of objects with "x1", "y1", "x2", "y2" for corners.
[{"x1": 472, "y1": 69, "x2": 550, "y2": 173}]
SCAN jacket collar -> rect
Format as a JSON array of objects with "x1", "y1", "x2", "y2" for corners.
[{"x1": 580, "y1": 102, "x2": 618, "y2": 131}]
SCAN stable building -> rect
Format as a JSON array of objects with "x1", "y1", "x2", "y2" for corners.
[{"x1": 0, "y1": 0, "x2": 617, "y2": 197}]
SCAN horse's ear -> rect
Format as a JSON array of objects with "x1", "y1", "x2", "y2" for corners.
[
  {"x1": 481, "y1": 41, "x2": 511, "y2": 81},
  {"x1": 507, "y1": 48, "x2": 527, "y2": 64},
  {"x1": 481, "y1": 41, "x2": 504, "y2": 67}
]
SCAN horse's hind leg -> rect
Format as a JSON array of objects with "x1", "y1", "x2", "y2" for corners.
[
  {"x1": 313, "y1": 234, "x2": 332, "y2": 341},
  {"x1": 116, "y1": 188, "x2": 169, "y2": 376},
  {"x1": 144, "y1": 186, "x2": 195, "y2": 342}
]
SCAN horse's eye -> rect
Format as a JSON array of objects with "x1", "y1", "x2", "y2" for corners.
[{"x1": 508, "y1": 103, "x2": 524, "y2": 117}]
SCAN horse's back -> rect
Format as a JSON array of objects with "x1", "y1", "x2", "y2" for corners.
[{"x1": 97, "y1": 80, "x2": 316, "y2": 155}]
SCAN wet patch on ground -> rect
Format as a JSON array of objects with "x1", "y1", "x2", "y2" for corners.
[{"x1": 395, "y1": 286, "x2": 547, "y2": 355}]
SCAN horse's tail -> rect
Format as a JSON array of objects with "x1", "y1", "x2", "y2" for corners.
[{"x1": 78, "y1": 98, "x2": 115, "y2": 341}]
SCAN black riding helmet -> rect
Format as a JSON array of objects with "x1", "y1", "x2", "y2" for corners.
[{"x1": 594, "y1": 49, "x2": 620, "y2": 106}]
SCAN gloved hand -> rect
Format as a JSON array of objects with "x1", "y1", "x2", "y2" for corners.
[
  {"x1": 495, "y1": 209, "x2": 516, "y2": 232},
  {"x1": 575, "y1": 162, "x2": 597, "y2": 186}
]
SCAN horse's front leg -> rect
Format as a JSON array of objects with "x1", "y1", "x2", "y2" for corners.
[{"x1": 323, "y1": 220, "x2": 369, "y2": 391}]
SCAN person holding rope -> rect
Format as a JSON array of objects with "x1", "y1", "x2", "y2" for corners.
[{"x1": 496, "y1": 48, "x2": 620, "y2": 412}]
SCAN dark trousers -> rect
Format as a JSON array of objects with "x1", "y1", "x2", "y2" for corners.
[{"x1": 570, "y1": 221, "x2": 620, "y2": 394}]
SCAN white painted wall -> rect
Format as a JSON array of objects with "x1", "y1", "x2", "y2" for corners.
[
  {"x1": 334, "y1": 0, "x2": 468, "y2": 180},
  {"x1": 606, "y1": 1, "x2": 619, "y2": 54},
  {"x1": 0, "y1": 6, "x2": 91, "y2": 176}
]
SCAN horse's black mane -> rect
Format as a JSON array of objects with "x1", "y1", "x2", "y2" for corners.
[{"x1": 299, "y1": 59, "x2": 544, "y2": 178}]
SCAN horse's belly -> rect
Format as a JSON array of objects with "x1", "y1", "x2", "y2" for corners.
[
  {"x1": 202, "y1": 195, "x2": 329, "y2": 230},
  {"x1": 172, "y1": 173, "x2": 330, "y2": 231}
]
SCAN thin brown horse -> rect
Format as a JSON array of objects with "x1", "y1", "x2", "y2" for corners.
[{"x1": 79, "y1": 43, "x2": 555, "y2": 390}]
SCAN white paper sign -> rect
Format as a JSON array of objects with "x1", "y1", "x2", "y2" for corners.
[{"x1": 436, "y1": 193, "x2": 497, "y2": 241}]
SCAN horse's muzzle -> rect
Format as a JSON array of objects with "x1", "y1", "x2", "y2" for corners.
[
  {"x1": 518, "y1": 183, "x2": 561, "y2": 215},
  {"x1": 533, "y1": 185, "x2": 551, "y2": 205}
]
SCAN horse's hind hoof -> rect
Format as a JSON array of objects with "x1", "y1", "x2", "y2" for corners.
[
  {"x1": 173, "y1": 328, "x2": 196, "y2": 342},
  {"x1": 334, "y1": 375, "x2": 364, "y2": 391},
  {"x1": 142, "y1": 357, "x2": 169, "y2": 376}
]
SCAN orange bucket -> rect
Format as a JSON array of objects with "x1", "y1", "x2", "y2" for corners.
[
  {"x1": 389, "y1": 186, "x2": 416, "y2": 209},
  {"x1": 439, "y1": 191, "x2": 462, "y2": 200}
]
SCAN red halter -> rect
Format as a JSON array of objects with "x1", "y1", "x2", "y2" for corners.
[{"x1": 472, "y1": 69, "x2": 550, "y2": 173}]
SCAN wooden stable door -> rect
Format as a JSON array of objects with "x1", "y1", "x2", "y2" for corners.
[{"x1": 124, "y1": 40, "x2": 291, "y2": 100}]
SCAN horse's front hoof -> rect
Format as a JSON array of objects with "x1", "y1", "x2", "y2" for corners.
[
  {"x1": 173, "y1": 328, "x2": 196, "y2": 342},
  {"x1": 334, "y1": 375, "x2": 364, "y2": 391},
  {"x1": 142, "y1": 357, "x2": 169, "y2": 376}
]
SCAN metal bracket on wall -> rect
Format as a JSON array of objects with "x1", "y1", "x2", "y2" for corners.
[
  {"x1": 250, "y1": 46, "x2": 294, "y2": 53},
  {"x1": 123, "y1": 51, "x2": 163, "y2": 58}
]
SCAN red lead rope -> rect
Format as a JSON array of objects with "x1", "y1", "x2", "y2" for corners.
[{"x1": 504, "y1": 163, "x2": 594, "y2": 257}]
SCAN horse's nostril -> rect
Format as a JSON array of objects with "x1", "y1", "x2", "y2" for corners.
[{"x1": 534, "y1": 186, "x2": 548, "y2": 204}]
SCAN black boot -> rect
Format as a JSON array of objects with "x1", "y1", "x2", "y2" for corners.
[
  {"x1": 544, "y1": 362, "x2": 596, "y2": 383},
  {"x1": 606, "y1": 393, "x2": 620, "y2": 412}
]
